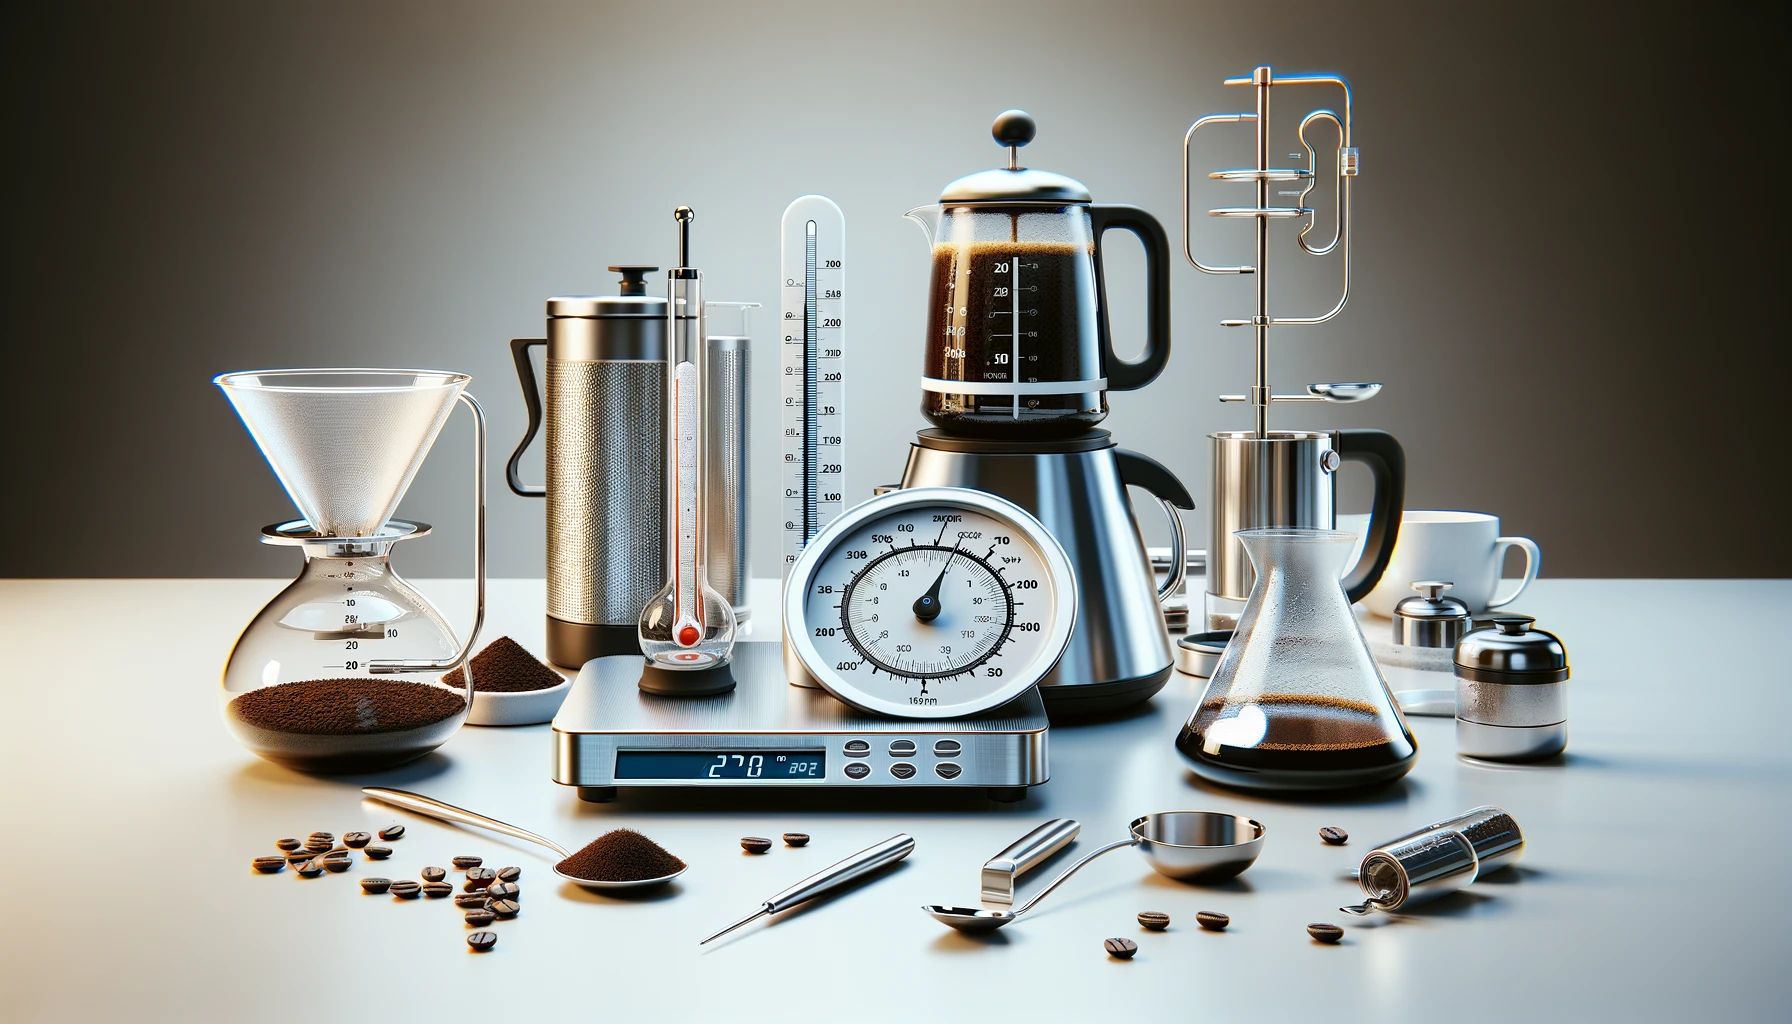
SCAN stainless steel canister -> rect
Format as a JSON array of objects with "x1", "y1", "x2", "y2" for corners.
[
  {"x1": 508, "y1": 266, "x2": 667, "y2": 668},
  {"x1": 1455, "y1": 617, "x2": 1570, "y2": 761},
  {"x1": 704, "y1": 313, "x2": 752, "y2": 621},
  {"x1": 1356, "y1": 828, "x2": 1480, "y2": 912}
]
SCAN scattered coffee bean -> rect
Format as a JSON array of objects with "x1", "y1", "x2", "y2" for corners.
[
  {"x1": 740, "y1": 837, "x2": 773, "y2": 854},
  {"x1": 421, "y1": 867, "x2": 447, "y2": 882},
  {"x1": 782, "y1": 833, "x2": 810, "y2": 848},
  {"x1": 378, "y1": 824, "x2": 405, "y2": 841},
  {"x1": 275, "y1": 838, "x2": 301, "y2": 852},
  {"x1": 467, "y1": 931, "x2": 497, "y2": 952},
  {"x1": 489, "y1": 899, "x2": 519, "y2": 918},
  {"x1": 322, "y1": 848, "x2": 352, "y2": 860},
  {"x1": 389, "y1": 879, "x2": 421, "y2": 899},
  {"x1": 422, "y1": 881, "x2": 453, "y2": 898},
  {"x1": 496, "y1": 866, "x2": 521, "y2": 883},
  {"x1": 1137, "y1": 911, "x2": 1170, "y2": 931},
  {"x1": 452, "y1": 855, "x2": 483, "y2": 869},
  {"x1": 455, "y1": 893, "x2": 492, "y2": 910},
  {"x1": 307, "y1": 831, "x2": 334, "y2": 846},
  {"x1": 465, "y1": 909, "x2": 495, "y2": 927},
  {"x1": 295, "y1": 859, "x2": 325, "y2": 878},
  {"x1": 1307, "y1": 923, "x2": 1344, "y2": 944},
  {"x1": 285, "y1": 851, "x2": 313, "y2": 865},
  {"x1": 1104, "y1": 937, "x2": 1139, "y2": 959},
  {"x1": 1319, "y1": 826, "x2": 1349, "y2": 846},
  {"x1": 252, "y1": 856, "x2": 287, "y2": 874},
  {"x1": 364, "y1": 846, "x2": 393, "y2": 860},
  {"x1": 322, "y1": 857, "x2": 353, "y2": 873},
  {"x1": 343, "y1": 832, "x2": 373, "y2": 849},
  {"x1": 464, "y1": 867, "x2": 496, "y2": 889},
  {"x1": 360, "y1": 877, "x2": 392, "y2": 894},
  {"x1": 1196, "y1": 910, "x2": 1230, "y2": 931},
  {"x1": 485, "y1": 882, "x2": 519, "y2": 901},
  {"x1": 303, "y1": 838, "x2": 332, "y2": 853}
]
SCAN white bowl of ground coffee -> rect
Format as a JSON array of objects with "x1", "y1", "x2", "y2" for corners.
[{"x1": 445, "y1": 637, "x2": 571, "y2": 727}]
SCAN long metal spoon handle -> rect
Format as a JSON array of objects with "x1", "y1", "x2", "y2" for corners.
[
  {"x1": 1012, "y1": 838, "x2": 1137, "y2": 916},
  {"x1": 766, "y1": 833, "x2": 915, "y2": 912},
  {"x1": 362, "y1": 787, "x2": 570, "y2": 859}
]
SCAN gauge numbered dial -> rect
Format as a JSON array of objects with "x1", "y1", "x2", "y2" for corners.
[{"x1": 784, "y1": 487, "x2": 1076, "y2": 718}]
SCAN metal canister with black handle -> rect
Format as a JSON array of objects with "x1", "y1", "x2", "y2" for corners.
[{"x1": 508, "y1": 266, "x2": 666, "y2": 668}]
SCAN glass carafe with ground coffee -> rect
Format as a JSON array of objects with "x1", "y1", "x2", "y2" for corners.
[
  {"x1": 1176, "y1": 528, "x2": 1416, "y2": 792},
  {"x1": 214, "y1": 369, "x2": 487, "y2": 772},
  {"x1": 906, "y1": 110, "x2": 1171, "y2": 439}
]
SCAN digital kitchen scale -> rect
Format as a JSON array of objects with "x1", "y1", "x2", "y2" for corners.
[{"x1": 552, "y1": 642, "x2": 1049, "y2": 802}]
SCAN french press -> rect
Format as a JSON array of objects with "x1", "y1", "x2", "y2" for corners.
[{"x1": 906, "y1": 110, "x2": 1172, "y2": 439}]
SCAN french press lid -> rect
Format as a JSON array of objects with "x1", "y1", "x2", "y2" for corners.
[
  {"x1": 939, "y1": 111, "x2": 1093, "y2": 204},
  {"x1": 1393, "y1": 581, "x2": 1471, "y2": 648},
  {"x1": 547, "y1": 265, "x2": 666, "y2": 318},
  {"x1": 1454, "y1": 616, "x2": 1570, "y2": 684}
]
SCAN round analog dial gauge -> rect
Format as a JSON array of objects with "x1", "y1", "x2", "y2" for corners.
[{"x1": 784, "y1": 487, "x2": 1076, "y2": 718}]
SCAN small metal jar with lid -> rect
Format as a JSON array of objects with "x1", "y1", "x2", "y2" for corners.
[
  {"x1": 1394, "y1": 580, "x2": 1471, "y2": 647},
  {"x1": 1454, "y1": 616, "x2": 1569, "y2": 761}
]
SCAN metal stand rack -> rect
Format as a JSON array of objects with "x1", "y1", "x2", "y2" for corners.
[{"x1": 1182, "y1": 66, "x2": 1365, "y2": 433}]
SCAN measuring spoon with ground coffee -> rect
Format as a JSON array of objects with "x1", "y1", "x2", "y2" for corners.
[{"x1": 362, "y1": 787, "x2": 686, "y2": 891}]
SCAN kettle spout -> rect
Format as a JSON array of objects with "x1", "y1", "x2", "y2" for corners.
[{"x1": 904, "y1": 205, "x2": 943, "y2": 246}]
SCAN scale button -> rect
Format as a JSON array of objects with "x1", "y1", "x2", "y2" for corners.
[
  {"x1": 844, "y1": 762, "x2": 871, "y2": 780},
  {"x1": 933, "y1": 740, "x2": 963, "y2": 757},
  {"x1": 889, "y1": 763, "x2": 917, "y2": 780},
  {"x1": 935, "y1": 762, "x2": 963, "y2": 780},
  {"x1": 843, "y1": 740, "x2": 871, "y2": 757},
  {"x1": 888, "y1": 740, "x2": 918, "y2": 757}
]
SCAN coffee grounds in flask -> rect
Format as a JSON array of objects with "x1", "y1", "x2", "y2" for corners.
[
  {"x1": 1176, "y1": 694, "x2": 1416, "y2": 786},
  {"x1": 224, "y1": 678, "x2": 466, "y2": 773},
  {"x1": 922, "y1": 240, "x2": 1104, "y2": 439}
]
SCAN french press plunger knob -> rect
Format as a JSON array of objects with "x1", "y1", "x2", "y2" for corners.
[{"x1": 992, "y1": 109, "x2": 1035, "y2": 169}]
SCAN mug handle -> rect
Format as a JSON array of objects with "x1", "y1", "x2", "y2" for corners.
[{"x1": 1487, "y1": 536, "x2": 1541, "y2": 608}]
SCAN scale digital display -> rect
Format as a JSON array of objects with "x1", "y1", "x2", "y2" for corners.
[{"x1": 614, "y1": 750, "x2": 826, "y2": 781}]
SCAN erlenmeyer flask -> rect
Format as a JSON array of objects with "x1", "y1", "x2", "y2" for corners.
[
  {"x1": 1176, "y1": 528, "x2": 1416, "y2": 792},
  {"x1": 214, "y1": 368, "x2": 486, "y2": 773}
]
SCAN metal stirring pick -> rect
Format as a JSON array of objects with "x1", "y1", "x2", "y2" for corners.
[{"x1": 700, "y1": 833, "x2": 915, "y2": 945}]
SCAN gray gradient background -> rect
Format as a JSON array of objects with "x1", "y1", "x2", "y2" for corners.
[{"x1": 3, "y1": 0, "x2": 1782, "y2": 580}]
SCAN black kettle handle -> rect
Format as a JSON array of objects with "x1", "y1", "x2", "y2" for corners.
[
  {"x1": 507, "y1": 338, "x2": 546, "y2": 497},
  {"x1": 1336, "y1": 429, "x2": 1406, "y2": 603},
  {"x1": 1088, "y1": 204, "x2": 1171, "y2": 392}
]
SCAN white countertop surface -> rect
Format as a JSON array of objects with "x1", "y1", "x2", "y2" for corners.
[{"x1": 3, "y1": 577, "x2": 1788, "y2": 1023}]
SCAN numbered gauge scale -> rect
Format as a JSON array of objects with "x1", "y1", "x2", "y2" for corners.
[{"x1": 552, "y1": 488, "x2": 1075, "y2": 801}]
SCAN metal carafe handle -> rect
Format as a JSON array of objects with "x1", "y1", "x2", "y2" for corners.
[
  {"x1": 505, "y1": 338, "x2": 548, "y2": 497},
  {"x1": 1088, "y1": 205, "x2": 1172, "y2": 393},
  {"x1": 1334, "y1": 429, "x2": 1405, "y2": 604},
  {"x1": 1114, "y1": 448, "x2": 1195, "y2": 602}
]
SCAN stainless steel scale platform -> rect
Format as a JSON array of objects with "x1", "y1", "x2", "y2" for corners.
[{"x1": 552, "y1": 643, "x2": 1050, "y2": 802}]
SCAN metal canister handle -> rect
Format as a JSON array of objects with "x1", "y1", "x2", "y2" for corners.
[{"x1": 1112, "y1": 448, "x2": 1196, "y2": 604}]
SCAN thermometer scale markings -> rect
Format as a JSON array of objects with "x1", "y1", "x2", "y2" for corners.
[{"x1": 780, "y1": 196, "x2": 847, "y2": 576}]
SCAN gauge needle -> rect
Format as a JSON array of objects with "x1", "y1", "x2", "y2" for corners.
[{"x1": 912, "y1": 552, "x2": 957, "y2": 622}]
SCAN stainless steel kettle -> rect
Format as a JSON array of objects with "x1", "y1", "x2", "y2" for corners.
[{"x1": 507, "y1": 266, "x2": 666, "y2": 668}]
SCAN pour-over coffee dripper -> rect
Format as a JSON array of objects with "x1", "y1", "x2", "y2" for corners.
[
  {"x1": 1176, "y1": 528, "x2": 1416, "y2": 792},
  {"x1": 214, "y1": 369, "x2": 487, "y2": 773}
]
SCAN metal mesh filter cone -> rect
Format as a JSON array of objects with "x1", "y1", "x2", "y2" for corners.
[{"x1": 216, "y1": 368, "x2": 469, "y2": 538}]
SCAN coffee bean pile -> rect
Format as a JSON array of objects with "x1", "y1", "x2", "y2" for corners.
[
  {"x1": 250, "y1": 822, "x2": 523, "y2": 952},
  {"x1": 441, "y1": 636, "x2": 565, "y2": 693}
]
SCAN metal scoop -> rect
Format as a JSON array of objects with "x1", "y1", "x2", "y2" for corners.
[
  {"x1": 925, "y1": 811, "x2": 1265, "y2": 933},
  {"x1": 362, "y1": 786, "x2": 687, "y2": 891}
]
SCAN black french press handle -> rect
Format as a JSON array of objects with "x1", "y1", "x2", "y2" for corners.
[
  {"x1": 1087, "y1": 204, "x2": 1172, "y2": 393},
  {"x1": 506, "y1": 338, "x2": 547, "y2": 497},
  {"x1": 1336, "y1": 429, "x2": 1406, "y2": 604}
]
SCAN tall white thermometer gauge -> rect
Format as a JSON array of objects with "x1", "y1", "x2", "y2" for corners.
[{"x1": 784, "y1": 487, "x2": 1076, "y2": 719}]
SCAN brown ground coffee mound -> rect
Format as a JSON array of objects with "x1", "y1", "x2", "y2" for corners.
[
  {"x1": 227, "y1": 678, "x2": 465, "y2": 735},
  {"x1": 441, "y1": 636, "x2": 565, "y2": 693},
  {"x1": 556, "y1": 830, "x2": 686, "y2": 882}
]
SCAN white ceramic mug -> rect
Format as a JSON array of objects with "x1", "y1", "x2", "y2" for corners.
[{"x1": 1359, "y1": 511, "x2": 1540, "y2": 618}]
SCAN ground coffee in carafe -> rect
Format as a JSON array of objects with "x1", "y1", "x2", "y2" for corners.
[{"x1": 923, "y1": 240, "x2": 1104, "y2": 438}]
